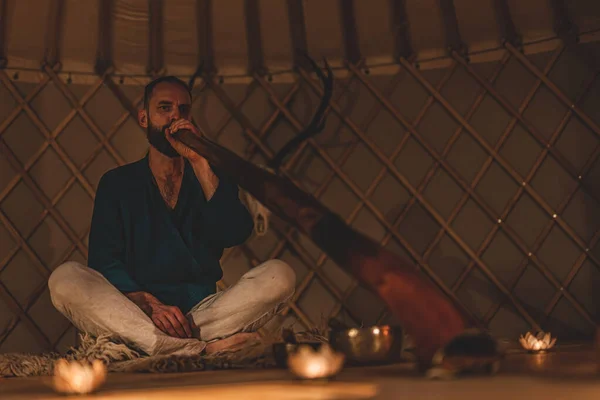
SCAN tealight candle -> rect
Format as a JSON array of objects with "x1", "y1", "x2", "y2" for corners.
[
  {"x1": 519, "y1": 331, "x2": 556, "y2": 353},
  {"x1": 287, "y1": 344, "x2": 345, "y2": 380},
  {"x1": 52, "y1": 359, "x2": 107, "y2": 395}
]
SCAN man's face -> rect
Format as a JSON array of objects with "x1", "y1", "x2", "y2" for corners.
[{"x1": 144, "y1": 82, "x2": 192, "y2": 158}]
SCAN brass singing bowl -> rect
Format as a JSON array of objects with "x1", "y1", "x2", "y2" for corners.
[{"x1": 329, "y1": 325, "x2": 403, "y2": 365}]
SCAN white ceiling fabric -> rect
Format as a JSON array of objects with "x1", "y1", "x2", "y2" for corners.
[{"x1": 1, "y1": 0, "x2": 599, "y2": 79}]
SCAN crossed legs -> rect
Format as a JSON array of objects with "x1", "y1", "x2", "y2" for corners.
[{"x1": 48, "y1": 260, "x2": 296, "y2": 357}]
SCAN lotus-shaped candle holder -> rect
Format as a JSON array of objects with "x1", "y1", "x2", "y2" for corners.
[
  {"x1": 287, "y1": 344, "x2": 345, "y2": 379},
  {"x1": 52, "y1": 359, "x2": 107, "y2": 394},
  {"x1": 519, "y1": 331, "x2": 556, "y2": 353}
]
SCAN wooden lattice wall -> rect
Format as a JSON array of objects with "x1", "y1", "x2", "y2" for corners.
[{"x1": 1, "y1": 37, "x2": 600, "y2": 354}]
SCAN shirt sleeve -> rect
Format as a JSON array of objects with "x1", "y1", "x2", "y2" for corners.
[
  {"x1": 88, "y1": 172, "x2": 142, "y2": 293},
  {"x1": 200, "y1": 166, "x2": 254, "y2": 248}
]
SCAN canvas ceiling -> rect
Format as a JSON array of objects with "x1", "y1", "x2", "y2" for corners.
[{"x1": 2, "y1": 0, "x2": 600, "y2": 80}]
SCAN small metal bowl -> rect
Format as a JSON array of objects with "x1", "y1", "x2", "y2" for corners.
[
  {"x1": 272, "y1": 342, "x2": 325, "y2": 368},
  {"x1": 328, "y1": 325, "x2": 403, "y2": 365}
]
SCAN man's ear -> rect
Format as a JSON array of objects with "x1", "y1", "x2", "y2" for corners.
[{"x1": 138, "y1": 109, "x2": 148, "y2": 128}]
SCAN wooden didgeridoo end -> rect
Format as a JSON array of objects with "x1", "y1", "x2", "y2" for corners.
[{"x1": 310, "y1": 213, "x2": 466, "y2": 368}]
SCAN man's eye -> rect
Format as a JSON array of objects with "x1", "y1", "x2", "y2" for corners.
[{"x1": 159, "y1": 106, "x2": 171, "y2": 111}]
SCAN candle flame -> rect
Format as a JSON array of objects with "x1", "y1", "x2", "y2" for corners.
[
  {"x1": 287, "y1": 344, "x2": 345, "y2": 379},
  {"x1": 519, "y1": 331, "x2": 556, "y2": 352},
  {"x1": 52, "y1": 359, "x2": 107, "y2": 394}
]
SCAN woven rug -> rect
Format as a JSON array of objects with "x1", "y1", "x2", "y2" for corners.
[{"x1": 0, "y1": 329, "x2": 328, "y2": 377}]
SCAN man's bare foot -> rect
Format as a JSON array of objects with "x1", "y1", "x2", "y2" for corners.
[{"x1": 205, "y1": 332, "x2": 261, "y2": 354}]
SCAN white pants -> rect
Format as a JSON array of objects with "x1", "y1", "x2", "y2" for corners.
[{"x1": 48, "y1": 260, "x2": 296, "y2": 357}]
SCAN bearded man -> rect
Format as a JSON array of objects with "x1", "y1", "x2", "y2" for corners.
[{"x1": 48, "y1": 76, "x2": 296, "y2": 356}]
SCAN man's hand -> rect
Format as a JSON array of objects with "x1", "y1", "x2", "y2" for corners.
[
  {"x1": 147, "y1": 301, "x2": 193, "y2": 339},
  {"x1": 165, "y1": 119, "x2": 207, "y2": 165},
  {"x1": 165, "y1": 118, "x2": 219, "y2": 200},
  {"x1": 126, "y1": 292, "x2": 193, "y2": 338}
]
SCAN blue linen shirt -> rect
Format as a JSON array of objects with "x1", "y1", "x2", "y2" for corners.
[{"x1": 87, "y1": 153, "x2": 254, "y2": 314}]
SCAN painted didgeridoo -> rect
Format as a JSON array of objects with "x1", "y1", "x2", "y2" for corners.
[{"x1": 173, "y1": 129, "x2": 466, "y2": 368}]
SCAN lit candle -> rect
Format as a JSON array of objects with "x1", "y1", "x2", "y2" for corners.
[
  {"x1": 287, "y1": 344, "x2": 345, "y2": 380},
  {"x1": 52, "y1": 359, "x2": 107, "y2": 395},
  {"x1": 519, "y1": 331, "x2": 556, "y2": 353}
]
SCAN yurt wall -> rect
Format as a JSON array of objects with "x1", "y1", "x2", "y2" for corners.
[{"x1": 0, "y1": 0, "x2": 600, "y2": 354}]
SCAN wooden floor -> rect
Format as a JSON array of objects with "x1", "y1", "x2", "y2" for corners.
[{"x1": 1, "y1": 345, "x2": 599, "y2": 399}]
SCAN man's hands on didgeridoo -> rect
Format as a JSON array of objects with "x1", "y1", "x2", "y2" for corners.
[{"x1": 126, "y1": 291, "x2": 193, "y2": 338}]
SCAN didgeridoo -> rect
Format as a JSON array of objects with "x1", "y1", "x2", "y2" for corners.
[{"x1": 174, "y1": 129, "x2": 466, "y2": 367}]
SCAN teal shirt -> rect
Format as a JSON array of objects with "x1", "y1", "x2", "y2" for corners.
[{"x1": 87, "y1": 154, "x2": 254, "y2": 314}]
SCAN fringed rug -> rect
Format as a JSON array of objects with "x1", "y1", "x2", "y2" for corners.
[{"x1": 0, "y1": 329, "x2": 328, "y2": 378}]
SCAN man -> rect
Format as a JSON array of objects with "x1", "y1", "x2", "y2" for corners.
[{"x1": 48, "y1": 76, "x2": 296, "y2": 357}]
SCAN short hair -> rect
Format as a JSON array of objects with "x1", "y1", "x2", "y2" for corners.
[{"x1": 143, "y1": 76, "x2": 191, "y2": 109}]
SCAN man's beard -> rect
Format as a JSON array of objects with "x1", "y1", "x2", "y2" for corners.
[{"x1": 146, "y1": 120, "x2": 180, "y2": 158}]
